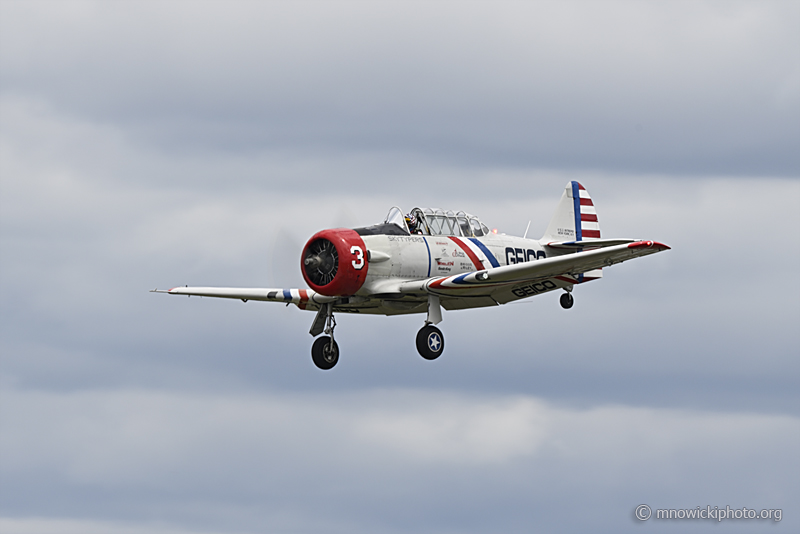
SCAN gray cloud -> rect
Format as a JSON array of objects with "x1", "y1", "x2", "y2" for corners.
[
  {"x1": 2, "y1": 388, "x2": 797, "y2": 533},
  {"x1": 1, "y1": 1, "x2": 798, "y2": 175}
]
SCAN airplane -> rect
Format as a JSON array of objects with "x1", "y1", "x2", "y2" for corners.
[{"x1": 152, "y1": 182, "x2": 669, "y2": 369}]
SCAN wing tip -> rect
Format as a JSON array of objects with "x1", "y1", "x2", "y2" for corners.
[{"x1": 627, "y1": 240, "x2": 670, "y2": 251}]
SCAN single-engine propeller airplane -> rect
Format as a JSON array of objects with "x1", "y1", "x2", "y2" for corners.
[{"x1": 153, "y1": 182, "x2": 669, "y2": 369}]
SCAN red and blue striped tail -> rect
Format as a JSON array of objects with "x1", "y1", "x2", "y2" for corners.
[{"x1": 572, "y1": 181, "x2": 601, "y2": 240}]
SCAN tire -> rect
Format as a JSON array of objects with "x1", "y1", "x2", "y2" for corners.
[
  {"x1": 560, "y1": 292, "x2": 574, "y2": 309},
  {"x1": 311, "y1": 336, "x2": 339, "y2": 370},
  {"x1": 416, "y1": 325, "x2": 444, "y2": 360}
]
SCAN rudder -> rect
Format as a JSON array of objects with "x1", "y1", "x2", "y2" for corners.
[{"x1": 541, "y1": 181, "x2": 601, "y2": 243}]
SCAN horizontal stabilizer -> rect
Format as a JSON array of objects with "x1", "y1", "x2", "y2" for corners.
[{"x1": 546, "y1": 238, "x2": 637, "y2": 249}]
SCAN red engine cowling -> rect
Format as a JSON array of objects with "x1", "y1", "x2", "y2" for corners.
[{"x1": 301, "y1": 228, "x2": 368, "y2": 296}]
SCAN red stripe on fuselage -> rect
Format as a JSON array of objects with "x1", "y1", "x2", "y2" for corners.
[
  {"x1": 299, "y1": 289, "x2": 308, "y2": 302},
  {"x1": 582, "y1": 229, "x2": 601, "y2": 238},
  {"x1": 579, "y1": 198, "x2": 593, "y2": 206},
  {"x1": 448, "y1": 236, "x2": 484, "y2": 271},
  {"x1": 581, "y1": 213, "x2": 598, "y2": 222}
]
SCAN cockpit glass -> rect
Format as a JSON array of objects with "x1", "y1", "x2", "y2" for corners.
[
  {"x1": 384, "y1": 206, "x2": 408, "y2": 232},
  {"x1": 470, "y1": 218, "x2": 484, "y2": 236},
  {"x1": 428, "y1": 215, "x2": 451, "y2": 235},
  {"x1": 415, "y1": 208, "x2": 488, "y2": 237},
  {"x1": 457, "y1": 216, "x2": 471, "y2": 237},
  {"x1": 444, "y1": 211, "x2": 459, "y2": 236}
]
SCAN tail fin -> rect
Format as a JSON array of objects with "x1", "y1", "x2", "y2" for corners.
[{"x1": 541, "y1": 181, "x2": 601, "y2": 243}]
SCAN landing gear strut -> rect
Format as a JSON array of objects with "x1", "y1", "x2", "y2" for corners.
[
  {"x1": 310, "y1": 303, "x2": 340, "y2": 370},
  {"x1": 560, "y1": 292, "x2": 574, "y2": 309}
]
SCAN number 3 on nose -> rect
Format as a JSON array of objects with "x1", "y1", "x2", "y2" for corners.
[{"x1": 351, "y1": 246, "x2": 364, "y2": 270}]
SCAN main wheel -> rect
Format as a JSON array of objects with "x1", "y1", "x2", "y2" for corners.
[
  {"x1": 416, "y1": 325, "x2": 444, "y2": 360},
  {"x1": 560, "y1": 292, "x2": 574, "y2": 309},
  {"x1": 311, "y1": 336, "x2": 339, "y2": 370}
]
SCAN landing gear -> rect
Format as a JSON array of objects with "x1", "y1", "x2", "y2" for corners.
[
  {"x1": 310, "y1": 302, "x2": 340, "y2": 370},
  {"x1": 416, "y1": 294, "x2": 445, "y2": 360},
  {"x1": 312, "y1": 336, "x2": 339, "y2": 370},
  {"x1": 416, "y1": 325, "x2": 444, "y2": 360},
  {"x1": 560, "y1": 292, "x2": 574, "y2": 309},
  {"x1": 309, "y1": 296, "x2": 448, "y2": 367}
]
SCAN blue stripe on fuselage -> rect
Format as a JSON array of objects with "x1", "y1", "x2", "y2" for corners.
[
  {"x1": 282, "y1": 289, "x2": 292, "y2": 301},
  {"x1": 468, "y1": 238, "x2": 500, "y2": 268},
  {"x1": 423, "y1": 237, "x2": 432, "y2": 277}
]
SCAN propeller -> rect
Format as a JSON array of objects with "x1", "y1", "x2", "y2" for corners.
[{"x1": 303, "y1": 238, "x2": 339, "y2": 286}]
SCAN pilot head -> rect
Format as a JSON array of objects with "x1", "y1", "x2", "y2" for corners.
[{"x1": 405, "y1": 213, "x2": 417, "y2": 232}]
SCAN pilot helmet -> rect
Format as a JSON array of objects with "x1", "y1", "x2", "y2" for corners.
[{"x1": 405, "y1": 213, "x2": 417, "y2": 228}]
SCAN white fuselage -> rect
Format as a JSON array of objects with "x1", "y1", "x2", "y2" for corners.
[{"x1": 357, "y1": 233, "x2": 551, "y2": 296}]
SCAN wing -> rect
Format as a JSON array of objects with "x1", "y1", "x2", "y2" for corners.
[
  {"x1": 151, "y1": 286, "x2": 335, "y2": 310},
  {"x1": 398, "y1": 240, "x2": 670, "y2": 303}
]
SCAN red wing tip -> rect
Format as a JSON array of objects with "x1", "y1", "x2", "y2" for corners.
[{"x1": 627, "y1": 240, "x2": 671, "y2": 250}]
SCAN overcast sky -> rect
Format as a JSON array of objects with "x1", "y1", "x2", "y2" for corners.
[{"x1": 1, "y1": 1, "x2": 799, "y2": 533}]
